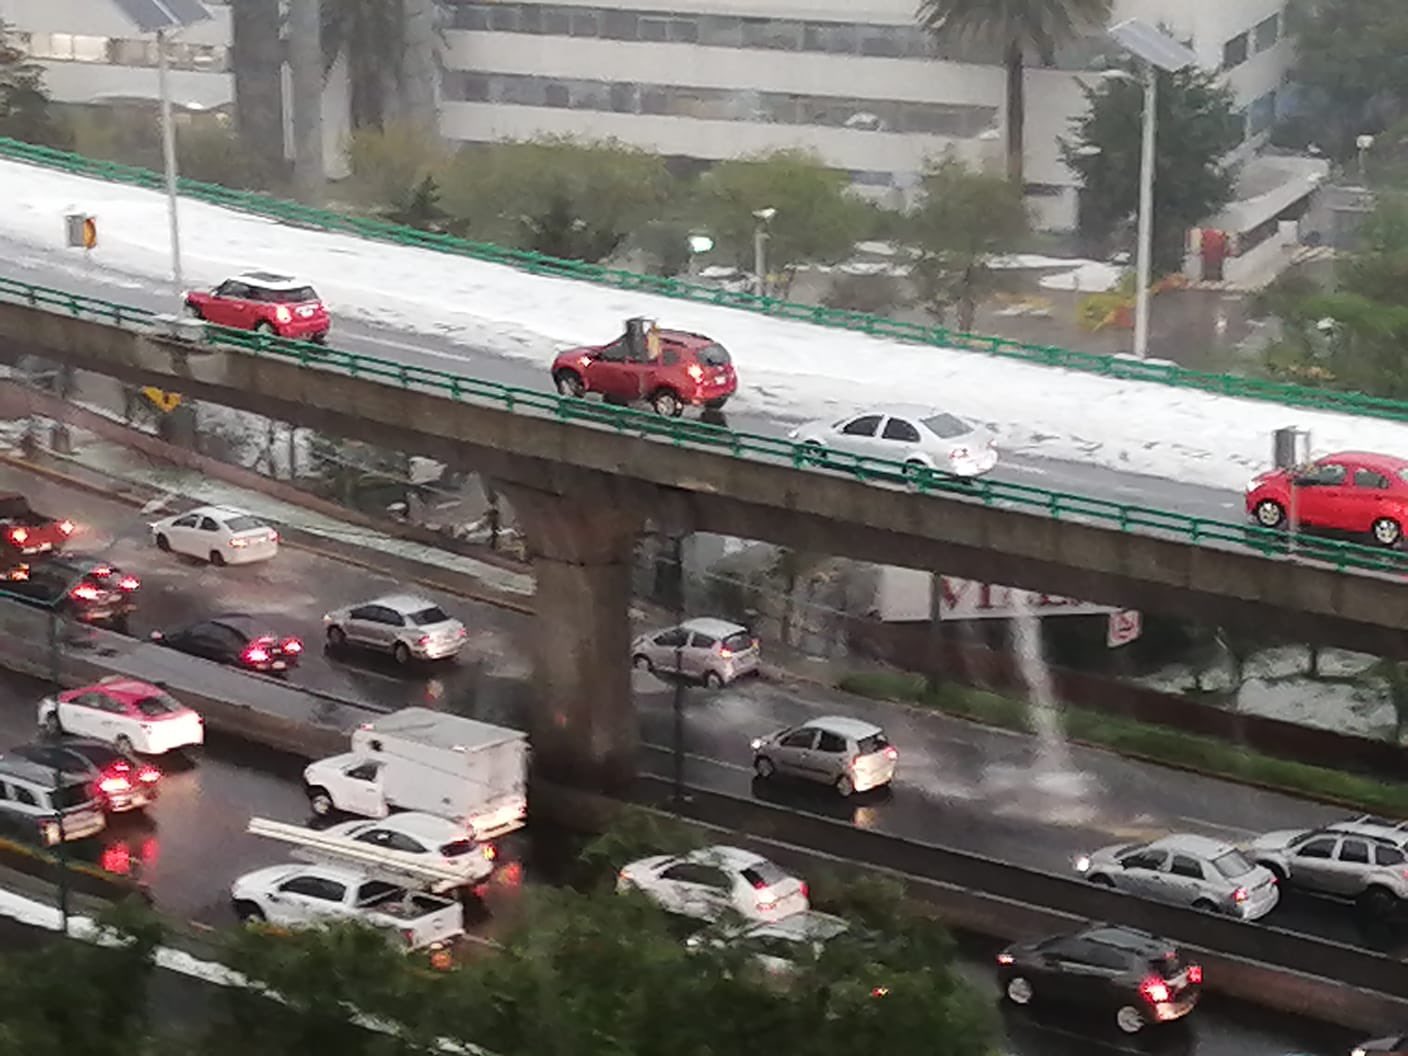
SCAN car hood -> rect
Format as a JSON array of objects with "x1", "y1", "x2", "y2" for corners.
[
  {"x1": 789, "y1": 417, "x2": 834, "y2": 439},
  {"x1": 1249, "y1": 829, "x2": 1307, "y2": 854},
  {"x1": 232, "y1": 863, "x2": 300, "y2": 894}
]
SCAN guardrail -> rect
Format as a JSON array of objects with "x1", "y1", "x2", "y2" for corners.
[
  {"x1": 5, "y1": 274, "x2": 1408, "y2": 580},
  {"x1": 0, "y1": 135, "x2": 1406, "y2": 425}
]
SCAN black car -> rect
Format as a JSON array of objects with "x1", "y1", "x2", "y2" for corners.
[
  {"x1": 996, "y1": 924, "x2": 1202, "y2": 1035},
  {"x1": 11, "y1": 739, "x2": 161, "y2": 813},
  {"x1": 0, "y1": 558, "x2": 140, "y2": 630},
  {"x1": 150, "y1": 613, "x2": 304, "y2": 674}
]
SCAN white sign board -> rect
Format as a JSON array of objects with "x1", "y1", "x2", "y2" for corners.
[
  {"x1": 875, "y1": 567, "x2": 1122, "y2": 622},
  {"x1": 1107, "y1": 609, "x2": 1143, "y2": 648}
]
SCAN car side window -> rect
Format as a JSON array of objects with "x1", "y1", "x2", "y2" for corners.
[
  {"x1": 653, "y1": 629, "x2": 687, "y2": 647},
  {"x1": 1375, "y1": 845, "x2": 1406, "y2": 867},
  {"x1": 1353, "y1": 469, "x2": 1390, "y2": 489},
  {"x1": 1295, "y1": 837, "x2": 1337, "y2": 859},
  {"x1": 348, "y1": 605, "x2": 376, "y2": 621},
  {"x1": 1299, "y1": 462, "x2": 1347, "y2": 486},
  {"x1": 660, "y1": 863, "x2": 701, "y2": 883},
  {"x1": 173, "y1": 515, "x2": 198, "y2": 528},
  {"x1": 780, "y1": 729, "x2": 817, "y2": 749},
  {"x1": 598, "y1": 339, "x2": 626, "y2": 362},
  {"x1": 662, "y1": 349, "x2": 680, "y2": 366},
  {"x1": 1169, "y1": 855, "x2": 1205, "y2": 879},
  {"x1": 371, "y1": 606, "x2": 404, "y2": 626},
  {"x1": 688, "y1": 865, "x2": 732, "y2": 890},
  {"x1": 1119, "y1": 850, "x2": 1167, "y2": 871},
  {"x1": 881, "y1": 417, "x2": 921, "y2": 442},
  {"x1": 215, "y1": 281, "x2": 240, "y2": 297},
  {"x1": 816, "y1": 731, "x2": 847, "y2": 753},
  {"x1": 1338, "y1": 839, "x2": 1371, "y2": 864},
  {"x1": 95, "y1": 693, "x2": 127, "y2": 714},
  {"x1": 10, "y1": 785, "x2": 36, "y2": 807},
  {"x1": 840, "y1": 415, "x2": 882, "y2": 438},
  {"x1": 346, "y1": 761, "x2": 380, "y2": 781},
  {"x1": 357, "y1": 829, "x2": 422, "y2": 853},
  {"x1": 689, "y1": 633, "x2": 715, "y2": 648},
  {"x1": 1081, "y1": 945, "x2": 1130, "y2": 971},
  {"x1": 198, "y1": 517, "x2": 219, "y2": 532},
  {"x1": 279, "y1": 876, "x2": 346, "y2": 902}
]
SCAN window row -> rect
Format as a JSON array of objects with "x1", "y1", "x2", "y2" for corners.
[
  {"x1": 1222, "y1": 10, "x2": 1281, "y2": 70},
  {"x1": 19, "y1": 32, "x2": 229, "y2": 72},
  {"x1": 446, "y1": 72, "x2": 998, "y2": 139}
]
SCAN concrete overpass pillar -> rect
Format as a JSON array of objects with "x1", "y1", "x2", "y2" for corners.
[{"x1": 505, "y1": 486, "x2": 641, "y2": 790}]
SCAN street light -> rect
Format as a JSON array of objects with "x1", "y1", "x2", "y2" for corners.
[
  {"x1": 686, "y1": 234, "x2": 713, "y2": 277},
  {"x1": 1106, "y1": 19, "x2": 1198, "y2": 360},
  {"x1": 752, "y1": 207, "x2": 776, "y2": 297},
  {"x1": 111, "y1": 0, "x2": 213, "y2": 302},
  {"x1": 1356, "y1": 134, "x2": 1375, "y2": 185}
]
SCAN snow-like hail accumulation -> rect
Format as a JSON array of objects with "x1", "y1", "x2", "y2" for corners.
[{"x1": 1, "y1": 157, "x2": 1406, "y2": 492}]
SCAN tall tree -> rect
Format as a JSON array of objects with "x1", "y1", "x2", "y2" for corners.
[
  {"x1": 288, "y1": 0, "x2": 326, "y2": 203},
  {"x1": 1061, "y1": 60, "x2": 1241, "y2": 273},
  {"x1": 322, "y1": 0, "x2": 408, "y2": 131},
  {"x1": 907, "y1": 157, "x2": 1029, "y2": 330},
  {"x1": 230, "y1": 0, "x2": 286, "y2": 174},
  {"x1": 917, "y1": 0, "x2": 1113, "y2": 186},
  {"x1": 0, "y1": 20, "x2": 69, "y2": 147}
]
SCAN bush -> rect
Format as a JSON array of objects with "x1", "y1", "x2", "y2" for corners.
[
  {"x1": 821, "y1": 272, "x2": 907, "y2": 315},
  {"x1": 572, "y1": 807, "x2": 703, "y2": 889}
]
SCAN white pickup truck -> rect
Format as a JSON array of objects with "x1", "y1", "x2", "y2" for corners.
[{"x1": 230, "y1": 862, "x2": 465, "y2": 952}]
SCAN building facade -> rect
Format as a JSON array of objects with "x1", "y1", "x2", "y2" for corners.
[{"x1": 0, "y1": 0, "x2": 1294, "y2": 230}]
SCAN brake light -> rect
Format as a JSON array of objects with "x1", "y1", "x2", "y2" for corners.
[
  {"x1": 718, "y1": 647, "x2": 733, "y2": 658},
  {"x1": 996, "y1": 952, "x2": 1014, "y2": 965},
  {"x1": 687, "y1": 364, "x2": 704, "y2": 381},
  {"x1": 1140, "y1": 977, "x2": 1170, "y2": 1004},
  {"x1": 92, "y1": 565, "x2": 112, "y2": 577},
  {"x1": 417, "y1": 635, "x2": 430, "y2": 647},
  {"x1": 800, "y1": 882, "x2": 808, "y2": 899},
  {"x1": 282, "y1": 638, "x2": 302, "y2": 654},
  {"x1": 71, "y1": 584, "x2": 100, "y2": 602},
  {"x1": 118, "y1": 575, "x2": 140, "y2": 591},
  {"x1": 870, "y1": 987, "x2": 890, "y2": 998},
  {"x1": 884, "y1": 746, "x2": 898, "y2": 760},
  {"x1": 1231, "y1": 886, "x2": 1248, "y2": 903},
  {"x1": 137, "y1": 766, "x2": 160, "y2": 784},
  {"x1": 245, "y1": 646, "x2": 270, "y2": 664},
  {"x1": 268, "y1": 531, "x2": 278, "y2": 543},
  {"x1": 482, "y1": 843, "x2": 497, "y2": 861},
  {"x1": 1186, "y1": 964, "x2": 1203, "y2": 984},
  {"x1": 99, "y1": 775, "x2": 131, "y2": 794},
  {"x1": 58, "y1": 521, "x2": 74, "y2": 535},
  {"x1": 10, "y1": 527, "x2": 27, "y2": 543}
]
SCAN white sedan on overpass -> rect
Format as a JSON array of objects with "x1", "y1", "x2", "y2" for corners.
[
  {"x1": 149, "y1": 505, "x2": 279, "y2": 566},
  {"x1": 789, "y1": 406, "x2": 998, "y2": 478}
]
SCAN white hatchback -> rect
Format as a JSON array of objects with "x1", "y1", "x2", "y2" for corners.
[
  {"x1": 150, "y1": 505, "x2": 279, "y2": 566},
  {"x1": 38, "y1": 677, "x2": 204, "y2": 756},
  {"x1": 617, "y1": 845, "x2": 809, "y2": 923}
]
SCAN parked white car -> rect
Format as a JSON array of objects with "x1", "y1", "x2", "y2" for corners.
[
  {"x1": 788, "y1": 406, "x2": 998, "y2": 477},
  {"x1": 324, "y1": 594, "x2": 467, "y2": 665},
  {"x1": 631, "y1": 617, "x2": 759, "y2": 687},
  {"x1": 687, "y1": 910, "x2": 850, "y2": 979},
  {"x1": 320, "y1": 812, "x2": 496, "y2": 889},
  {"x1": 38, "y1": 677, "x2": 204, "y2": 756},
  {"x1": 617, "y1": 845, "x2": 809, "y2": 923},
  {"x1": 230, "y1": 862, "x2": 465, "y2": 951},
  {"x1": 1076, "y1": 834, "x2": 1280, "y2": 921},
  {"x1": 150, "y1": 505, "x2": 279, "y2": 566}
]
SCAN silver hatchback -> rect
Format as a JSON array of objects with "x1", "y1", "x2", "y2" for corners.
[
  {"x1": 1076, "y1": 833, "x2": 1280, "y2": 921},
  {"x1": 750, "y1": 716, "x2": 897, "y2": 797},
  {"x1": 324, "y1": 593, "x2": 467, "y2": 665},
  {"x1": 631, "y1": 617, "x2": 759, "y2": 687}
]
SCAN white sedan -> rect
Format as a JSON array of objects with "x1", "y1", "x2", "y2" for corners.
[
  {"x1": 150, "y1": 505, "x2": 279, "y2": 566},
  {"x1": 321, "y1": 812, "x2": 496, "y2": 890},
  {"x1": 617, "y1": 845, "x2": 809, "y2": 923},
  {"x1": 789, "y1": 406, "x2": 998, "y2": 478},
  {"x1": 37, "y1": 677, "x2": 204, "y2": 756}
]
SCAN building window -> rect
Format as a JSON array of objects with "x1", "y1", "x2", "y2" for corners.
[
  {"x1": 1222, "y1": 31, "x2": 1249, "y2": 69},
  {"x1": 1253, "y1": 13, "x2": 1280, "y2": 52},
  {"x1": 29, "y1": 33, "x2": 108, "y2": 62}
]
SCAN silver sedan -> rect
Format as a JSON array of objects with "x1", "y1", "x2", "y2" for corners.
[
  {"x1": 1075, "y1": 833, "x2": 1280, "y2": 921},
  {"x1": 788, "y1": 406, "x2": 998, "y2": 478}
]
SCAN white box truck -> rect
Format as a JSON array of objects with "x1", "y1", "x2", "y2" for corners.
[{"x1": 302, "y1": 708, "x2": 529, "y2": 840}]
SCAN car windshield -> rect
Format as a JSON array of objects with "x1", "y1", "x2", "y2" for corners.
[
  {"x1": 52, "y1": 783, "x2": 95, "y2": 811},
  {"x1": 921, "y1": 413, "x2": 973, "y2": 439},
  {"x1": 133, "y1": 694, "x2": 181, "y2": 717},
  {"x1": 407, "y1": 606, "x2": 450, "y2": 626},
  {"x1": 440, "y1": 839, "x2": 476, "y2": 857},
  {"x1": 696, "y1": 343, "x2": 730, "y2": 367},
  {"x1": 856, "y1": 732, "x2": 890, "y2": 755},
  {"x1": 255, "y1": 286, "x2": 318, "y2": 303},
  {"x1": 224, "y1": 516, "x2": 264, "y2": 533},
  {"x1": 741, "y1": 860, "x2": 789, "y2": 889},
  {"x1": 1211, "y1": 850, "x2": 1254, "y2": 878},
  {"x1": 1286, "y1": 831, "x2": 1320, "y2": 848},
  {"x1": 722, "y1": 631, "x2": 753, "y2": 652}
]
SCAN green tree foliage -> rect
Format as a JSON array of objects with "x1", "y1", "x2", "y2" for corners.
[
  {"x1": 693, "y1": 149, "x2": 866, "y2": 297},
  {"x1": 441, "y1": 136, "x2": 671, "y2": 262},
  {"x1": 917, "y1": 0, "x2": 1112, "y2": 185},
  {"x1": 907, "y1": 158, "x2": 1029, "y2": 330},
  {"x1": 0, "y1": 21, "x2": 70, "y2": 148},
  {"x1": 229, "y1": 0, "x2": 286, "y2": 172},
  {"x1": 1284, "y1": 0, "x2": 1408, "y2": 158},
  {"x1": 322, "y1": 0, "x2": 407, "y2": 131},
  {"x1": 344, "y1": 121, "x2": 453, "y2": 215},
  {"x1": 1062, "y1": 62, "x2": 1241, "y2": 274},
  {"x1": 1373, "y1": 658, "x2": 1408, "y2": 741}
]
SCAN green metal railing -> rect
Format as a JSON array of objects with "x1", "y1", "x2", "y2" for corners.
[
  {"x1": 2, "y1": 136, "x2": 1407, "y2": 425},
  {"x1": 3, "y1": 274, "x2": 1406, "y2": 581}
]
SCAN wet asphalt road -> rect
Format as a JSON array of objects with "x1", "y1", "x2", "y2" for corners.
[{"x1": 0, "y1": 460, "x2": 1398, "y2": 958}]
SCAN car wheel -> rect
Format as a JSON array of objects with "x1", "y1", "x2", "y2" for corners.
[
  {"x1": 115, "y1": 735, "x2": 135, "y2": 755},
  {"x1": 393, "y1": 642, "x2": 412, "y2": 666},
  {"x1": 1260, "y1": 860, "x2": 1286, "y2": 883},
  {"x1": 233, "y1": 900, "x2": 265, "y2": 923},
  {"x1": 836, "y1": 774, "x2": 854, "y2": 797},
  {"x1": 327, "y1": 626, "x2": 347, "y2": 649},
  {"x1": 554, "y1": 370, "x2": 586, "y2": 398},
  {"x1": 1192, "y1": 898, "x2": 1219, "y2": 913},
  {"x1": 800, "y1": 440, "x2": 824, "y2": 466},
  {"x1": 307, "y1": 787, "x2": 334, "y2": 817},
  {"x1": 1115, "y1": 1005, "x2": 1146, "y2": 1035},
  {"x1": 1087, "y1": 873, "x2": 1115, "y2": 887},
  {"x1": 311, "y1": 332, "x2": 327, "y2": 345},
  {"x1": 903, "y1": 459, "x2": 931, "y2": 489},
  {"x1": 1253, "y1": 499, "x2": 1286, "y2": 529},
  {"x1": 632, "y1": 653, "x2": 653, "y2": 672},
  {"x1": 1359, "y1": 886, "x2": 1398, "y2": 916},
  {"x1": 1372, "y1": 517, "x2": 1402, "y2": 547},
  {"x1": 155, "y1": 533, "x2": 171, "y2": 552},
  {"x1": 254, "y1": 321, "x2": 276, "y2": 336},
  {"x1": 754, "y1": 756, "x2": 775, "y2": 779},
  {"x1": 703, "y1": 671, "x2": 724, "y2": 689},
  {"x1": 1004, "y1": 976, "x2": 1034, "y2": 1006},
  {"x1": 42, "y1": 711, "x2": 61, "y2": 736},
  {"x1": 209, "y1": 550, "x2": 226, "y2": 567},
  {"x1": 650, "y1": 388, "x2": 683, "y2": 418}
]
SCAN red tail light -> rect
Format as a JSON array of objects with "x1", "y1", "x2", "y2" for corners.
[
  {"x1": 417, "y1": 635, "x2": 430, "y2": 647},
  {"x1": 71, "y1": 584, "x2": 100, "y2": 602},
  {"x1": 800, "y1": 882, "x2": 808, "y2": 899},
  {"x1": 92, "y1": 565, "x2": 112, "y2": 577},
  {"x1": 996, "y1": 952, "x2": 1014, "y2": 965},
  {"x1": 268, "y1": 531, "x2": 279, "y2": 543},
  {"x1": 718, "y1": 647, "x2": 734, "y2": 658},
  {"x1": 1140, "y1": 977, "x2": 1170, "y2": 1004},
  {"x1": 118, "y1": 575, "x2": 140, "y2": 591},
  {"x1": 282, "y1": 638, "x2": 302, "y2": 654},
  {"x1": 137, "y1": 766, "x2": 160, "y2": 784},
  {"x1": 884, "y1": 746, "x2": 898, "y2": 760},
  {"x1": 870, "y1": 986, "x2": 890, "y2": 998},
  {"x1": 10, "y1": 527, "x2": 27, "y2": 543},
  {"x1": 1186, "y1": 964, "x2": 1203, "y2": 984},
  {"x1": 1231, "y1": 886, "x2": 1248, "y2": 903},
  {"x1": 245, "y1": 646, "x2": 270, "y2": 664},
  {"x1": 58, "y1": 520, "x2": 74, "y2": 535},
  {"x1": 99, "y1": 775, "x2": 131, "y2": 794}
]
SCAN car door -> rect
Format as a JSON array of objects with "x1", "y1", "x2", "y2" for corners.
[
  {"x1": 57, "y1": 691, "x2": 104, "y2": 738},
  {"x1": 1166, "y1": 853, "x2": 1210, "y2": 907},
  {"x1": 1286, "y1": 834, "x2": 1339, "y2": 889},
  {"x1": 1349, "y1": 466, "x2": 1393, "y2": 534},
  {"x1": 1025, "y1": 936, "x2": 1090, "y2": 1001},
  {"x1": 163, "y1": 513, "x2": 200, "y2": 554},
  {"x1": 274, "y1": 875, "x2": 348, "y2": 925},
  {"x1": 168, "y1": 623, "x2": 217, "y2": 661},
  {"x1": 338, "y1": 761, "x2": 387, "y2": 816},
  {"x1": 813, "y1": 729, "x2": 849, "y2": 783},
  {"x1": 877, "y1": 416, "x2": 924, "y2": 461},
  {"x1": 584, "y1": 339, "x2": 629, "y2": 400},
  {"x1": 684, "y1": 632, "x2": 716, "y2": 678},
  {"x1": 99, "y1": 692, "x2": 142, "y2": 746},
  {"x1": 193, "y1": 515, "x2": 223, "y2": 561},
  {"x1": 653, "y1": 861, "x2": 703, "y2": 914},
  {"x1": 647, "y1": 628, "x2": 687, "y2": 673},
  {"x1": 831, "y1": 414, "x2": 885, "y2": 461},
  {"x1": 1325, "y1": 837, "x2": 1374, "y2": 896},
  {"x1": 1290, "y1": 461, "x2": 1348, "y2": 529},
  {"x1": 685, "y1": 863, "x2": 735, "y2": 919},
  {"x1": 211, "y1": 281, "x2": 254, "y2": 328},
  {"x1": 341, "y1": 605, "x2": 379, "y2": 647},
  {"x1": 1114, "y1": 849, "x2": 1169, "y2": 898},
  {"x1": 366, "y1": 606, "x2": 405, "y2": 652},
  {"x1": 773, "y1": 727, "x2": 819, "y2": 778}
]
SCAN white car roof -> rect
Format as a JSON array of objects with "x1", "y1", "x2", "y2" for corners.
[
  {"x1": 742, "y1": 911, "x2": 848, "y2": 942},
  {"x1": 364, "y1": 812, "x2": 465, "y2": 843},
  {"x1": 1146, "y1": 833, "x2": 1239, "y2": 859},
  {"x1": 234, "y1": 270, "x2": 313, "y2": 291},
  {"x1": 183, "y1": 505, "x2": 255, "y2": 522},
  {"x1": 253, "y1": 862, "x2": 369, "y2": 887},
  {"x1": 689, "y1": 844, "x2": 773, "y2": 871},
  {"x1": 679, "y1": 617, "x2": 748, "y2": 638},
  {"x1": 366, "y1": 593, "x2": 442, "y2": 614},
  {"x1": 802, "y1": 715, "x2": 884, "y2": 739}
]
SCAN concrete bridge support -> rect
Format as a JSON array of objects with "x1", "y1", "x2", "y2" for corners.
[{"x1": 506, "y1": 485, "x2": 641, "y2": 790}]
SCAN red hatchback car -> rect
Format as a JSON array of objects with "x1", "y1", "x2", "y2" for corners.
[
  {"x1": 550, "y1": 317, "x2": 737, "y2": 417},
  {"x1": 185, "y1": 271, "x2": 330, "y2": 343},
  {"x1": 1245, "y1": 451, "x2": 1408, "y2": 547}
]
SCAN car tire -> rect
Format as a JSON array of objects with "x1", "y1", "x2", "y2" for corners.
[
  {"x1": 1359, "y1": 886, "x2": 1398, "y2": 916},
  {"x1": 42, "y1": 711, "x2": 61, "y2": 736},
  {"x1": 754, "y1": 756, "x2": 775, "y2": 779},
  {"x1": 1253, "y1": 499, "x2": 1286, "y2": 529},
  {"x1": 836, "y1": 774, "x2": 854, "y2": 797},
  {"x1": 632, "y1": 653, "x2": 653, "y2": 672},
  {"x1": 800, "y1": 440, "x2": 824, "y2": 466},
  {"x1": 115, "y1": 735, "x2": 135, "y2": 755},
  {"x1": 311, "y1": 332, "x2": 327, "y2": 345},
  {"x1": 156, "y1": 533, "x2": 171, "y2": 552},
  {"x1": 327, "y1": 625, "x2": 347, "y2": 650},
  {"x1": 1087, "y1": 873, "x2": 1115, "y2": 887},
  {"x1": 393, "y1": 642, "x2": 412, "y2": 666},
  {"x1": 1004, "y1": 976, "x2": 1034, "y2": 1006},
  {"x1": 1372, "y1": 517, "x2": 1402, "y2": 547},
  {"x1": 554, "y1": 370, "x2": 585, "y2": 398},
  {"x1": 254, "y1": 321, "x2": 276, "y2": 336},
  {"x1": 650, "y1": 389, "x2": 683, "y2": 418},
  {"x1": 209, "y1": 550, "x2": 226, "y2": 567},
  {"x1": 1260, "y1": 860, "x2": 1286, "y2": 883},
  {"x1": 703, "y1": 671, "x2": 724, "y2": 689},
  {"x1": 1115, "y1": 1005, "x2": 1146, "y2": 1035},
  {"x1": 903, "y1": 459, "x2": 931, "y2": 489},
  {"x1": 1192, "y1": 898, "x2": 1219, "y2": 913},
  {"x1": 233, "y1": 900, "x2": 265, "y2": 923},
  {"x1": 307, "y1": 786, "x2": 334, "y2": 817}
]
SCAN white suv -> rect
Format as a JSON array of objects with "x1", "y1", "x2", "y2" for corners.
[
  {"x1": 0, "y1": 756, "x2": 106, "y2": 846},
  {"x1": 1249, "y1": 821, "x2": 1408, "y2": 915}
]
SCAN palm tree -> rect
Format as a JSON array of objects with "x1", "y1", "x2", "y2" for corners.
[
  {"x1": 230, "y1": 0, "x2": 285, "y2": 170},
  {"x1": 917, "y1": 0, "x2": 1113, "y2": 186},
  {"x1": 321, "y1": 0, "x2": 408, "y2": 130}
]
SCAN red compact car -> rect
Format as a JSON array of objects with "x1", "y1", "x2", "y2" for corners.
[
  {"x1": 185, "y1": 271, "x2": 330, "y2": 343},
  {"x1": 1245, "y1": 451, "x2": 1408, "y2": 547},
  {"x1": 550, "y1": 317, "x2": 737, "y2": 417}
]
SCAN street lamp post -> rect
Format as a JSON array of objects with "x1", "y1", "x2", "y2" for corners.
[
  {"x1": 752, "y1": 207, "x2": 775, "y2": 297},
  {"x1": 155, "y1": 28, "x2": 183, "y2": 298},
  {"x1": 1106, "y1": 20, "x2": 1199, "y2": 360}
]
